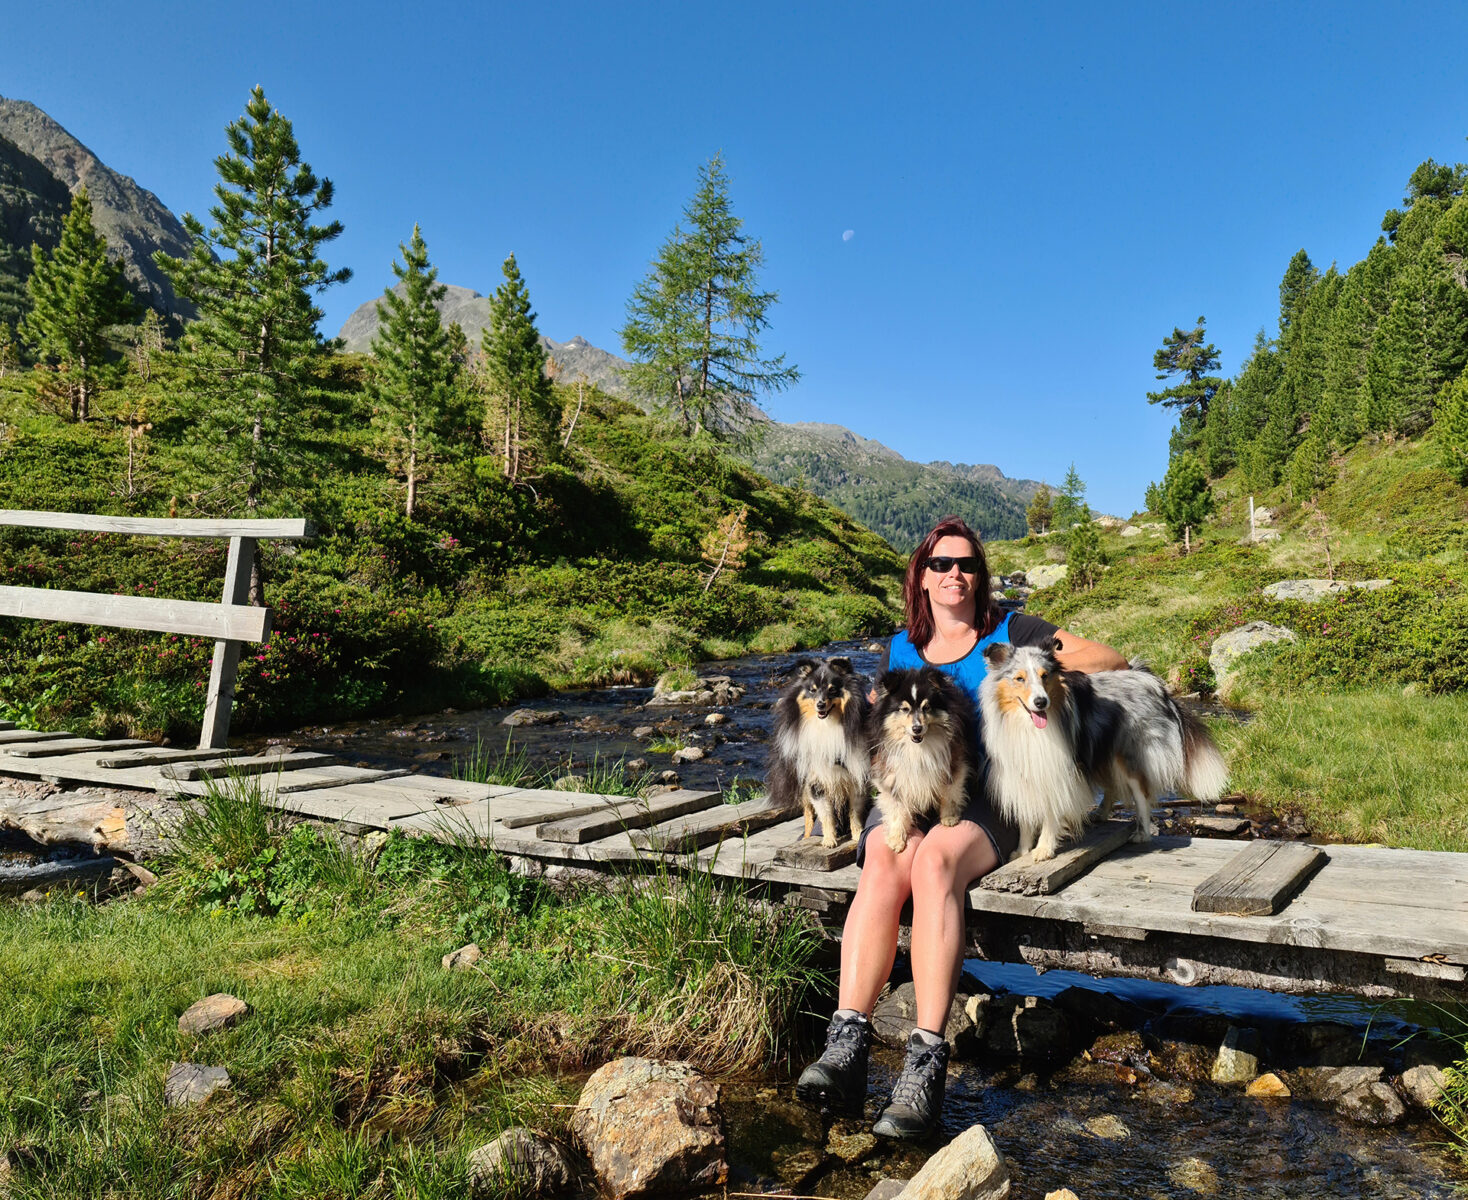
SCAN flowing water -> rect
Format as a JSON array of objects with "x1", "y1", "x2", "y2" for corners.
[{"x1": 269, "y1": 642, "x2": 1465, "y2": 1196}]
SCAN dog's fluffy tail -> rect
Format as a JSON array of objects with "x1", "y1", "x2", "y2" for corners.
[{"x1": 1179, "y1": 705, "x2": 1229, "y2": 800}]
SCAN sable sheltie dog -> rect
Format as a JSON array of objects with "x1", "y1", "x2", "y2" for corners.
[
  {"x1": 979, "y1": 638, "x2": 1230, "y2": 860},
  {"x1": 767, "y1": 657, "x2": 871, "y2": 847},
  {"x1": 869, "y1": 667, "x2": 977, "y2": 854}
]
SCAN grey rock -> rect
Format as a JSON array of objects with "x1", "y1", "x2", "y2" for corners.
[
  {"x1": 671, "y1": 746, "x2": 706, "y2": 764},
  {"x1": 863, "y1": 1180, "x2": 909, "y2": 1200},
  {"x1": 1337, "y1": 1080, "x2": 1406, "y2": 1126},
  {"x1": 1189, "y1": 815, "x2": 1251, "y2": 836},
  {"x1": 1025, "y1": 563, "x2": 1069, "y2": 590},
  {"x1": 625, "y1": 758, "x2": 650, "y2": 775},
  {"x1": 164, "y1": 1062, "x2": 231, "y2": 1108},
  {"x1": 1400, "y1": 1064, "x2": 1447, "y2": 1109},
  {"x1": 1211, "y1": 1026, "x2": 1261, "y2": 1084},
  {"x1": 468, "y1": 1126, "x2": 577, "y2": 1197},
  {"x1": 900, "y1": 1123, "x2": 1010, "y2": 1200},
  {"x1": 871, "y1": 981, "x2": 983, "y2": 1056},
  {"x1": 648, "y1": 674, "x2": 745, "y2": 708},
  {"x1": 178, "y1": 993, "x2": 249, "y2": 1037},
  {"x1": 632, "y1": 725, "x2": 656, "y2": 740},
  {"x1": 1238, "y1": 528, "x2": 1281, "y2": 544},
  {"x1": 704, "y1": 712, "x2": 729, "y2": 726},
  {"x1": 1263, "y1": 578, "x2": 1393, "y2": 602},
  {"x1": 1296, "y1": 1064, "x2": 1384, "y2": 1100},
  {"x1": 501, "y1": 709, "x2": 564, "y2": 727},
  {"x1": 1168, "y1": 1157, "x2": 1221, "y2": 1195},
  {"x1": 984, "y1": 995, "x2": 1070, "y2": 1062},
  {"x1": 442, "y1": 943, "x2": 483, "y2": 971},
  {"x1": 1084, "y1": 1113, "x2": 1130, "y2": 1140},
  {"x1": 1209, "y1": 621, "x2": 1297, "y2": 694},
  {"x1": 826, "y1": 1127, "x2": 878, "y2": 1164},
  {"x1": 1120, "y1": 525, "x2": 1141, "y2": 537}
]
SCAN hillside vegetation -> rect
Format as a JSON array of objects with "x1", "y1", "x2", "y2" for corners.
[{"x1": 0, "y1": 361, "x2": 902, "y2": 739}]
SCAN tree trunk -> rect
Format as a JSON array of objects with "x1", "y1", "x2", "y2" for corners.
[
  {"x1": 562, "y1": 380, "x2": 584, "y2": 448},
  {"x1": 406, "y1": 420, "x2": 418, "y2": 519},
  {"x1": 76, "y1": 352, "x2": 89, "y2": 421}
]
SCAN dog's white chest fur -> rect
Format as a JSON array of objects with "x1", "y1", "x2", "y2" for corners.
[{"x1": 776, "y1": 714, "x2": 867, "y2": 789}]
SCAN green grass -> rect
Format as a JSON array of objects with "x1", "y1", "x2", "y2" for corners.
[{"x1": 0, "y1": 774, "x2": 829, "y2": 1198}]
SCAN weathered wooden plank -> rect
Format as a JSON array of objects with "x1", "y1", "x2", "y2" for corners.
[
  {"x1": 0, "y1": 509, "x2": 313, "y2": 539},
  {"x1": 499, "y1": 793, "x2": 625, "y2": 829},
  {"x1": 163, "y1": 751, "x2": 339, "y2": 780},
  {"x1": 271, "y1": 787, "x2": 455, "y2": 826},
  {"x1": 0, "y1": 730, "x2": 71, "y2": 745},
  {"x1": 0, "y1": 586, "x2": 270, "y2": 642},
  {"x1": 773, "y1": 837, "x2": 859, "y2": 872},
  {"x1": 1, "y1": 737, "x2": 151, "y2": 759},
  {"x1": 1191, "y1": 840, "x2": 1327, "y2": 916},
  {"x1": 200, "y1": 534, "x2": 255, "y2": 749},
  {"x1": 628, "y1": 797, "x2": 795, "y2": 853},
  {"x1": 537, "y1": 790, "x2": 722, "y2": 844},
  {"x1": 96, "y1": 746, "x2": 245, "y2": 769},
  {"x1": 265, "y1": 766, "x2": 411, "y2": 795},
  {"x1": 0, "y1": 792, "x2": 127, "y2": 851},
  {"x1": 981, "y1": 820, "x2": 1134, "y2": 896},
  {"x1": 0, "y1": 720, "x2": 14, "y2": 731}
]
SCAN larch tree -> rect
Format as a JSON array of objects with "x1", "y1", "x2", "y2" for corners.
[
  {"x1": 481, "y1": 253, "x2": 556, "y2": 483},
  {"x1": 371, "y1": 225, "x2": 455, "y2": 518},
  {"x1": 156, "y1": 86, "x2": 349, "y2": 538},
  {"x1": 1052, "y1": 463, "x2": 1088, "y2": 530},
  {"x1": 20, "y1": 187, "x2": 136, "y2": 420},
  {"x1": 621, "y1": 154, "x2": 798, "y2": 438}
]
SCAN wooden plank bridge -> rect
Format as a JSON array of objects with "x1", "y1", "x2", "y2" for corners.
[{"x1": 2, "y1": 725, "x2": 1465, "y2": 1003}]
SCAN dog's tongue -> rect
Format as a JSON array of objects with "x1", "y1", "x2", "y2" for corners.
[{"x1": 1030, "y1": 711, "x2": 1048, "y2": 729}]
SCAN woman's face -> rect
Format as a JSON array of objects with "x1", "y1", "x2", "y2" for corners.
[{"x1": 921, "y1": 534, "x2": 981, "y2": 619}]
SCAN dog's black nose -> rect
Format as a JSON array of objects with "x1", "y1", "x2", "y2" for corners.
[{"x1": 1034, "y1": 696, "x2": 1048, "y2": 710}]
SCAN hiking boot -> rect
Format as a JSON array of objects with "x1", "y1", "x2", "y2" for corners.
[
  {"x1": 796, "y1": 1012, "x2": 871, "y2": 1111},
  {"x1": 872, "y1": 1031, "x2": 949, "y2": 1140}
]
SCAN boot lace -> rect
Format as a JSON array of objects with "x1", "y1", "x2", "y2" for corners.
[
  {"x1": 888, "y1": 1040, "x2": 947, "y2": 1111},
  {"x1": 820, "y1": 1016, "x2": 869, "y2": 1070}
]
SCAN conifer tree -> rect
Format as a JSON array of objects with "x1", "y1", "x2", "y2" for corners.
[
  {"x1": 1025, "y1": 483, "x2": 1054, "y2": 534},
  {"x1": 1143, "y1": 480, "x2": 1163, "y2": 515},
  {"x1": 20, "y1": 188, "x2": 136, "y2": 420},
  {"x1": 371, "y1": 225, "x2": 455, "y2": 518},
  {"x1": 1147, "y1": 317, "x2": 1224, "y2": 425},
  {"x1": 1160, "y1": 451, "x2": 1213, "y2": 552},
  {"x1": 622, "y1": 154, "x2": 798, "y2": 437},
  {"x1": 156, "y1": 87, "x2": 349, "y2": 525},
  {"x1": 1438, "y1": 372, "x2": 1468, "y2": 485},
  {"x1": 1066, "y1": 509, "x2": 1105, "y2": 589},
  {"x1": 1052, "y1": 463, "x2": 1087, "y2": 529},
  {"x1": 481, "y1": 253, "x2": 556, "y2": 482}
]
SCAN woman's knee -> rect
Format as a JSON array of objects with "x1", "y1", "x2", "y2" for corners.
[
  {"x1": 855, "y1": 844, "x2": 913, "y2": 908},
  {"x1": 911, "y1": 827, "x2": 996, "y2": 897}
]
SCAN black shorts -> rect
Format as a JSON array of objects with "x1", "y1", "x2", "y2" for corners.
[{"x1": 854, "y1": 764, "x2": 1019, "y2": 869}]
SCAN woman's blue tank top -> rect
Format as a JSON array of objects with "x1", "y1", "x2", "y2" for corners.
[{"x1": 885, "y1": 612, "x2": 1014, "y2": 704}]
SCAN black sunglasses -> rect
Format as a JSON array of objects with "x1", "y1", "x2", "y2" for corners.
[{"x1": 923, "y1": 555, "x2": 980, "y2": 575}]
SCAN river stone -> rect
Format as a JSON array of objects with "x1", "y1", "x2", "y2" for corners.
[
  {"x1": 1296, "y1": 1064, "x2": 1384, "y2": 1101},
  {"x1": 1045, "y1": 1192, "x2": 1081, "y2": 1200},
  {"x1": 648, "y1": 675, "x2": 745, "y2": 708},
  {"x1": 570, "y1": 1058, "x2": 726, "y2": 1200},
  {"x1": 863, "y1": 1180, "x2": 909, "y2": 1200},
  {"x1": 671, "y1": 745, "x2": 706, "y2": 763},
  {"x1": 1210, "y1": 1026, "x2": 1262, "y2": 1084},
  {"x1": 1400, "y1": 1064, "x2": 1447, "y2": 1108},
  {"x1": 1168, "y1": 1156, "x2": 1220, "y2": 1195},
  {"x1": 1025, "y1": 564, "x2": 1069, "y2": 590},
  {"x1": 467, "y1": 1126, "x2": 577, "y2": 1197},
  {"x1": 1209, "y1": 621, "x2": 1296, "y2": 694},
  {"x1": 625, "y1": 758, "x2": 649, "y2": 775},
  {"x1": 872, "y1": 982, "x2": 982, "y2": 1056},
  {"x1": 985, "y1": 995, "x2": 1070, "y2": 1062},
  {"x1": 1083, "y1": 1113, "x2": 1130, "y2": 1140},
  {"x1": 899, "y1": 1122, "x2": 1010, "y2": 1200},
  {"x1": 164, "y1": 1062, "x2": 231, "y2": 1108},
  {"x1": 1337, "y1": 1080, "x2": 1406, "y2": 1126},
  {"x1": 1263, "y1": 578, "x2": 1394, "y2": 602},
  {"x1": 704, "y1": 712, "x2": 728, "y2": 726},
  {"x1": 1144, "y1": 1080, "x2": 1196, "y2": 1107},
  {"x1": 178, "y1": 993, "x2": 249, "y2": 1036},
  {"x1": 826, "y1": 1127, "x2": 878, "y2": 1164},
  {"x1": 1246, "y1": 1072, "x2": 1291, "y2": 1098},
  {"x1": 502, "y1": 709, "x2": 564, "y2": 727},
  {"x1": 632, "y1": 725, "x2": 656, "y2": 740},
  {"x1": 442, "y1": 943, "x2": 482, "y2": 971},
  {"x1": 551, "y1": 775, "x2": 589, "y2": 792}
]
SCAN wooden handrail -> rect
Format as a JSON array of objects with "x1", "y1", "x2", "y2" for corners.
[{"x1": 0, "y1": 510, "x2": 311, "y2": 749}]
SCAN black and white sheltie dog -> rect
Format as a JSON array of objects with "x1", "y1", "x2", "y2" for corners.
[
  {"x1": 869, "y1": 667, "x2": 977, "y2": 855},
  {"x1": 767, "y1": 657, "x2": 871, "y2": 847},
  {"x1": 979, "y1": 638, "x2": 1229, "y2": 861}
]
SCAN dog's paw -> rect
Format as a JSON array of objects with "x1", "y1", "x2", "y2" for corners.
[
  {"x1": 820, "y1": 830, "x2": 838, "y2": 849},
  {"x1": 1130, "y1": 825, "x2": 1153, "y2": 844},
  {"x1": 1032, "y1": 845, "x2": 1057, "y2": 862},
  {"x1": 884, "y1": 826, "x2": 909, "y2": 855},
  {"x1": 939, "y1": 812, "x2": 961, "y2": 827}
]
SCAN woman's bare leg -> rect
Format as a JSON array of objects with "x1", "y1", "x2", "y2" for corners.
[
  {"x1": 836, "y1": 830, "x2": 923, "y2": 1013},
  {"x1": 907, "y1": 823, "x2": 998, "y2": 1032}
]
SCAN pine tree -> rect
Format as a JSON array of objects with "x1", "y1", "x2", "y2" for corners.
[
  {"x1": 1147, "y1": 317, "x2": 1224, "y2": 424},
  {"x1": 1160, "y1": 451, "x2": 1212, "y2": 552},
  {"x1": 1143, "y1": 480, "x2": 1163, "y2": 514},
  {"x1": 621, "y1": 154, "x2": 798, "y2": 437},
  {"x1": 1052, "y1": 463, "x2": 1087, "y2": 529},
  {"x1": 19, "y1": 188, "x2": 137, "y2": 420},
  {"x1": 156, "y1": 87, "x2": 349, "y2": 526},
  {"x1": 1025, "y1": 483, "x2": 1054, "y2": 534},
  {"x1": 371, "y1": 225, "x2": 456, "y2": 518},
  {"x1": 1287, "y1": 430, "x2": 1330, "y2": 499},
  {"x1": 1066, "y1": 509, "x2": 1105, "y2": 589},
  {"x1": 481, "y1": 253, "x2": 556, "y2": 482},
  {"x1": 1439, "y1": 372, "x2": 1468, "y2": 485}
]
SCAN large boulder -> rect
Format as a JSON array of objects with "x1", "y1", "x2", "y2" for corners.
[
  {"x1": 1337, "y1": 1080, "x2": 1406, "y2": 1126},
  {"x1": 983, "y1": 996, "x2": 1071, "y2": 1062},
  {"x1": 648, "y1": 675, "x2": 746, "y2": 707},
  {"x1": 1024, "y1": 564, "x2": 1069, "y2": 590},
  {"x1": 871, "y1": 981, "x2": 985, "y2": 1056},
  {"x1": 1211, "y1": 1026, "x2": 1262, "y2": 1085},
  {"x1": 570, "y1": 1058, "x2": 726, "y2": 1200},
  {"x1": 1400, "y1": 1064, "x2": 1447, "y2": 1109},
  {"x1": 900, "y1": 1123, "x2": 1010, "y2": 1200},
  {"x1": 468, "y1": 1127, "x2": 578, "y2": 1197},
  {"x1": 1263, "y1": 579, "x2": 1392, "y2": 602},
  {"x1": 1208, "y1": 621, "x2": 1296, "y2": 695}
]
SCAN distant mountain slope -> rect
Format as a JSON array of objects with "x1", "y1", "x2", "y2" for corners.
[
  {"x1": 339, "y1": 293, "x2": 1037, "y2": 545},
  {"x1": 0, "y1": 95, "x2": 194, "y2": 316},
  {"x1": 0, "y1": 133, "x2": 70, "y2": 328}
]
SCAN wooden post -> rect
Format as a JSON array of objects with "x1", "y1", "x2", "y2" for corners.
[
  {"x1": 199, "y1": 536, "x2": 257, "y2": 749},
  {"x1": 1249, "y1": 495, "x2": 1255, "y2": 541}
]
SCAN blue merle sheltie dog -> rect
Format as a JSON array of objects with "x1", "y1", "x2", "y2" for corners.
[
  {"x1": 979, "y1": 638, "x2": 1229, "y2": 860},
  {"x1": 767, "y1": 657, "x2": 871, "y2": 847},
  {"x1": 868, "y1": 667, "x2": 978, "y2": 855}
]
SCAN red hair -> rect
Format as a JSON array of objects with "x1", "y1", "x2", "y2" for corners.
[{"x1": 902, "y1": 515, "x2": 997, "y2": 650}]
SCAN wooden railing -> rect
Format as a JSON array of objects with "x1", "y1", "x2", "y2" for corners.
[{"x1": 0, "y1": 510, "x2": 314, "y2": 749}]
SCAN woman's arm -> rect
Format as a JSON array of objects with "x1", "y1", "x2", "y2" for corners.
[{"x1": 1052, "y1": 628, "x2": 1129, "y2": 673}]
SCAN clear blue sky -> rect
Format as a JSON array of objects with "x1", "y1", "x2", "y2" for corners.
[{"x1": 5, "y1": 1, "x2": 1467, "y2": 518}]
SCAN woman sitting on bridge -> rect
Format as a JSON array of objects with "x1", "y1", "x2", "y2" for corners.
[{"x1": 796, "y1": 514, "x2": 1127, "y2": 1140}]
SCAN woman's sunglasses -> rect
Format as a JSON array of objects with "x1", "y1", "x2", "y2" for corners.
[{"x1": 923, "y1": 555, "x2": 980, "y2": 575}]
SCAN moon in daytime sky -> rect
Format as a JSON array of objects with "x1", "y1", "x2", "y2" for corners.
[{"x1": 842, "y1": 229, "x2": 855, "y2": 241}]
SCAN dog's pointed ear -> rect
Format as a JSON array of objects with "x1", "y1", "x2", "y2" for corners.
[
  {"x1": 826, "y1": 656, "x2": 853, "y2": 675},
  {"x1": 1040, "y1": 635, "x2": 1062, "y2": 659},
  {"x1": 792, "y1": 657, "x2": 817, "y2": 679},
  {"x1": 984, "y1": 642, "x2": 1013, "y2": 669},
  {"x1": 873, "y1": 669, "x2": 894, "y2": 700}
]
